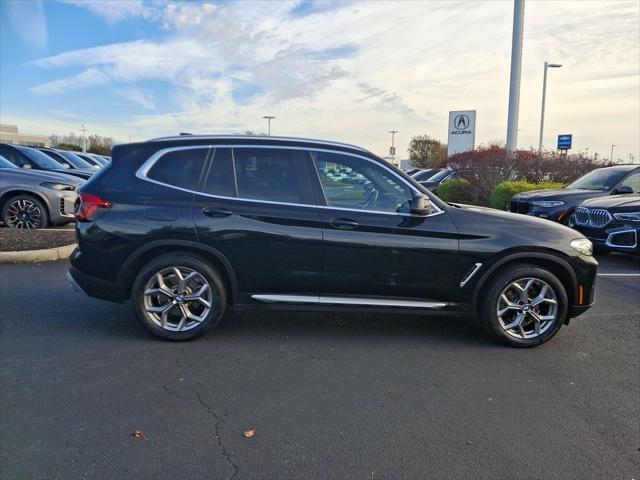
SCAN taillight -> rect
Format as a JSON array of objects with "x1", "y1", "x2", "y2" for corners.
[{"x1": 74, "y1": 193, "x2": 111, "y2": 222}]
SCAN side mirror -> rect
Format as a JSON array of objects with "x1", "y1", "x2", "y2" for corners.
[
  {"x1": 411, "y1": 195, "x2": 433, "y2": 215},
  {"x1": 614, "y1": 185, "x2": 633, "y2": 195}
]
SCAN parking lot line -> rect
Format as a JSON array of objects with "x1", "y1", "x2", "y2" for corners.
[{"x1": 597, "y1": 273, "x2": 640, "y2": 277}]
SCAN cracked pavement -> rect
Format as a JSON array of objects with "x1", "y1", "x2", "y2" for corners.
[{"x1": 1, "y1": 256, "x2": 639, "y2": 479}]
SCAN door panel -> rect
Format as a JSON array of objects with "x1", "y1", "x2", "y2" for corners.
[
  {"x1": 311, "y1": 151, "x2": 460, "y2": 301},
  {"x1": 192, "y1": 147, "x2": 323, "y2": 299}
]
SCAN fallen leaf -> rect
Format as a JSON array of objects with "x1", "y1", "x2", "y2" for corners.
[{"x1": 243, "y1": 429, "x2": 256, "y2": 438}]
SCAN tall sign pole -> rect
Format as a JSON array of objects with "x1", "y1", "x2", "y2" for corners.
[{"x1": 506, "y1": 0, "x2": 525, "y2": 153}]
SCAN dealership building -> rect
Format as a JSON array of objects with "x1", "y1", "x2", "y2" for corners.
[{"x1": 0, "y1": 124, "x2": 49, "y2": 147}]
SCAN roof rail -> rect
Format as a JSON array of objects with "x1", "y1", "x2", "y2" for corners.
[{"x1": 146, "y1": 134, "x2": 369, "y2": 153}]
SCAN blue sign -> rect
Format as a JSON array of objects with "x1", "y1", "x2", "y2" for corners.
[{"x1": 557, "y1": 134, "x2": 572, "y2": 150}]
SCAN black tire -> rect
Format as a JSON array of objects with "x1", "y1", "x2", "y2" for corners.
[
  {"x1": 131, "y1": 253, "x2": 227, "y2": 341},
  {"x1": 1, "y1": 194, "x2": 49, "y2": 229},
  {"x1": 480, "y1": 264, "x2": 568, "y2": 348}
]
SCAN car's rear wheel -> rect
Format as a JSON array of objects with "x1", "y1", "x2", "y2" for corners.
[
  {"x1": 480, "y1": 264, "x2": 568, "y2": 347},
  {"x1": 131, "y1": 254, "x2": 227, "y2": 341},
  {"x1": 2, "y1": 195, "x2": 49, "y2": 229}
]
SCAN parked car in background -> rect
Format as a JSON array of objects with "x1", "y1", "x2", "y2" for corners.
[
  {"x1": 410, "y1": 168, "x2": 442, "y2": 182},
  {"x1": 403, "y1": 167, "x2": 421, "y2": 176},
  {"x1": 509, "y1": 165, "x2": 640, "y2": 224},
  {"x1": 0, "y1": 143, "x2": 92, "y2": 180},
  {"x1": 570, "y1": 193, "x2": 640, "y2": 255},
  {"x1": 86, "y1": 153, "x2": 108, "y2": 166},
  {"x1": 68, "y1": 134, "x2": 597, "y2": 347},
  {"x1": 38, "y1": 148, "x2": 98, "y2": 174},
  {"x1": 73, "y1": 152, "x2": 104, "y2": 169},
  {"x1": 418, "y1": 168, "x2": 458, "y2": 192},
  {"x1": 0, "y1": 153, "x2": 83, "y2": 228}
]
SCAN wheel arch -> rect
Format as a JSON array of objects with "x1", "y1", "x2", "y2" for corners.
[
  {"x1": 472, "y1": 252, "x2": 577, "y2": 312},
  {"x1": 0, "y1": 190, "x2": 51, "y2": 224},
  {"x1": 118, "y1": 240, "x2": 239, "y2": 304}
]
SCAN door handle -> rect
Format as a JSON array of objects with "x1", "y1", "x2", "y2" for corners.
[
  {"x1": 329, "y1": 217, "x2": 359, "y2": 230},
  {"x1": 202, "y1": 206, "x2": 233, "y2": 218}
]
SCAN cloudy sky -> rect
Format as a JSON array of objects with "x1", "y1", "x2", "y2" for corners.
[{"x1": 1, "y1": 0, "x2": 638, "y2": 161}]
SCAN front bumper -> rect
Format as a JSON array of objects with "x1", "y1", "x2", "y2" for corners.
[{"x1": 572, "y1": 223, "x2": 640, "y2": 253}]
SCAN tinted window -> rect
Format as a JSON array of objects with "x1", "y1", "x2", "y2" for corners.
[
  {"x1": 233, "y1": 148, "x2": 310, "y2": 204},
  {"x1": 617, "y1": 172, "x2": 639, "y2": 193},
  {"x1": 14, "y1": 146, "x2": 64, "y2": 169},
  {"x1": 147, "y1": 148, "x2": 209, "y2": 191},
  {"x1": 566, "y1": 168, "x2": 631, "y2": 191},
  {"x1": 0, "y1": 145, "x2": 28, "y2": 167},
  {"x1": 412, "y1": 169, "x2": 438, "y2": 181},
  {"x1": 312, "y1": 151, "x2": 413, "y2": 213},
  {"x1": 202, "y1": 148, "x2": 235, "y2": 196},
  {"x1": 0, "y1": 155, "x2": 17, "y2": 168}
]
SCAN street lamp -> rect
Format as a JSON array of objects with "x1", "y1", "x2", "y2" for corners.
[
  {"x1": 538, "y1": 61, "x2": 562, "y2": 153},
  {"x1": 610, "y1": 144, "x2": 616, "y2": 163},
  {"x1": 262, "y1": 115, "x2": 275, "y2": 136},
  {"x1": 388, "y1": 130, "x2": 398, "y2": 158},
  {"x1": 80, "y1": 124, "x2": 88, "y2": 153}
]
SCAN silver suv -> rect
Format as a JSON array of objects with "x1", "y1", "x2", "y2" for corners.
[{"x1": 0, "y1": 154, "x2": 83, "y2": 228}]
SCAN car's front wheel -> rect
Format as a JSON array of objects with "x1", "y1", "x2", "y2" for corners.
[
  {"x1": 131, "y1": 254, "x2": 227, "y2": 341},
  {"x1": 2, "y1": 195, "x2": 49, "y2": 229},
  {"x1": 480, "y1": 264, "x2": 568, "y2": 347}
]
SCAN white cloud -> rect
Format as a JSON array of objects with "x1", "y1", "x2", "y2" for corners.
[
  {"x1": 59, "y1": 0, "x2": 160, "y2": 23},
  {"x1": 120, "y1": 88, "x2": 156, "y2": 110},
  {"x1": 4, "y1": 0, "x2": 47, "y2": 50},
  {"x1": 18, "y1": 0, "x2": 640, "y2": 159}
]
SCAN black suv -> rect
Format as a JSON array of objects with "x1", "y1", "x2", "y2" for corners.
[
  {"x1": 68, "y1": 135, "x2": 597, "y2": 347},
  {"x1": 509, "y1": 165, "x2": 640, "y2": 224}
]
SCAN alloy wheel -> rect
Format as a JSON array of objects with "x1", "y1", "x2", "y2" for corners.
[
  {"x1": 496, "y1": 277, "x2": 558, "y2": 340},
  {"x1": 5, "y1": 199, "x2": 43, "y2": 229},
  {"x1": 143, "y1": 266, "x2": 214, "y2": 332}
]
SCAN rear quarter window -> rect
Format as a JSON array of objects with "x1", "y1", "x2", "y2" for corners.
[{"x1": 147, "y1": 148, "x2": 209, "y2": 191}]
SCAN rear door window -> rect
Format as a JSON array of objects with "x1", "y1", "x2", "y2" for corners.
[
  {"x1": 233, "y1": 147, "x2": 312, "y2": 204},
  {"x1": 147, "y1": 147, "x2": 209, "y2": 191}
]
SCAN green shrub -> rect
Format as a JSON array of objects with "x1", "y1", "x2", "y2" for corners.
[
  {"x1": 435, "y1": 179, "x2": 478, "y2": 204},
  {"x1": 491, "y1": 181, "x2": 564, "y2": 210}
]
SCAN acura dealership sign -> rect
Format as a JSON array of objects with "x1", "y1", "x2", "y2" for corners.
[{"x1": 447, "y1": 110, "x2": 476, "y2": 155}]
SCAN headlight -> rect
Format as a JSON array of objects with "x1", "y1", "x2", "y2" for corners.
[
  {"x1": 531, "y1": 200, "x2": 566, "y2": 208},
  {"x1": 571, "y1": 238, "x2": 593, "y2": 256},
  {"x1": 613, "y1": 212, "x2": 640, "y2": 222},
  {"x1": 40, "y1": 182, "x2": 76, "y2": 191}
]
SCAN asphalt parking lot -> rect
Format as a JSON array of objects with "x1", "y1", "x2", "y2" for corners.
[{"x1": 1, "y1": 255, "x2": 638, "y2": 479}]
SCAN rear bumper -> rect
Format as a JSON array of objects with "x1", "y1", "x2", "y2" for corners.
[{"x1": 68, "y1": 263, "x2": 126, "y2": 303}]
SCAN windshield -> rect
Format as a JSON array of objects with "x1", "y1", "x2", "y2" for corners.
[
  {"x1": 566, "y1": 168, "x2": 631, "y2": 191},
  {"x1": 56, "y1": 150, "x2": 93, "y2": 169},
  {"x1": 15, "y1": 146, "x2": 66, "y2": 170},
  {"x1": 426, "y1": 169, "x2": 452, "y2": 182},
  {"x1": 0, "y1": 155, "x2": 18, "y2": 169},
  {"x1": 412, "y1": 169, "x2": 438, "y2": 181}
]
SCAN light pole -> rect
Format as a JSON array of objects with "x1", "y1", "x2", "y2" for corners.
[
  {"x1": 388, "y1": 130, "x2": 398, "y2": 157},
  {"x1": 262, "y1": 115, "x2": 275, "y2": 135},
  {"x1": 538, "y1": 61, "x2": 562, "y2": 153},
  {"x1": 610, "y1": 144, "x2": 616, "y2": 163},
  {"x1": 506, "y1": 0, "x2": 525, "y2": 153},
  {"x1": 80, "y1": 124, "x2": 88, "y2": 152}
]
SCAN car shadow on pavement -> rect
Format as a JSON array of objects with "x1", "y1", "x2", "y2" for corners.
[{"x1": 87, "y1": 300, "x2": 492, "y2": 348}]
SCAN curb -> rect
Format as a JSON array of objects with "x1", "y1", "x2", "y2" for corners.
[{"x1": 0, "y1": 244, "x2": 76, "y2": 264}]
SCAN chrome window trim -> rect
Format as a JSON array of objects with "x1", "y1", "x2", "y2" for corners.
[
  {"x1": 148, "y1": 134, "x2": 368, "y2": 153},
  {"x1": 136, "y1": 144, "x2": 444, "y2": 218},
  {"x1": 251, "y1": 294, "x2": 447, "y2": 309}
]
